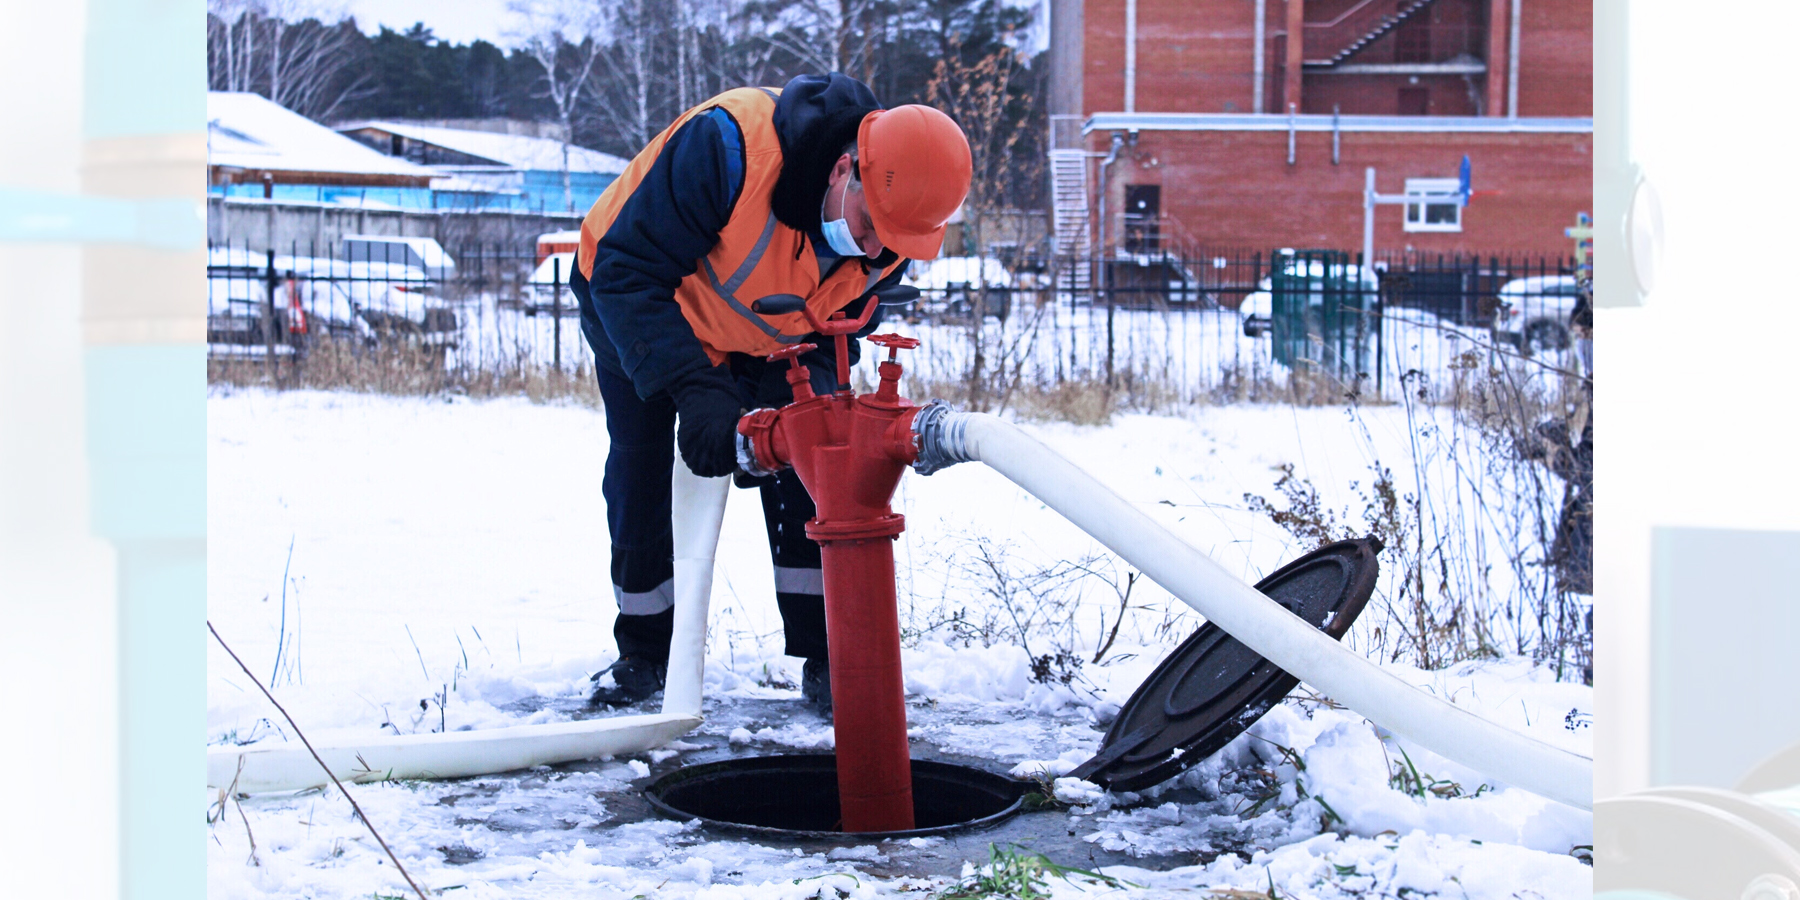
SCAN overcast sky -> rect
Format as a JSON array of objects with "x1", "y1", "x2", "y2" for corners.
[{"x1": 342, "y1": 0, "x2": 518, "y2": 46}]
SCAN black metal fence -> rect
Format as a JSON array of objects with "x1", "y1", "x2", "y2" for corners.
[
  {"x1": 207, "y1": 238, "x2": 586, "y2": 390},
  {"x1": 207, "y1": 240, "x2": 1584, "y2": 403}
]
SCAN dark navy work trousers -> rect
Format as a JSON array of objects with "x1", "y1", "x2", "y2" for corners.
[{"x1": 593, "y1": 361, "x2": 832, "y2": 665}]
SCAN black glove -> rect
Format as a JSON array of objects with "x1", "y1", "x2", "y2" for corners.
[{"x1": 667, "y1": 365, "x2": 742, "y2": 478}]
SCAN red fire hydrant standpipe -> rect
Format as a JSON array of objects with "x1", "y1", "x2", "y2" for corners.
[{"x1": 737, "y1": 301, "x2": 929, "y2": 833}]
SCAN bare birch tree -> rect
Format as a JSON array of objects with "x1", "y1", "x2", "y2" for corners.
[
  {"x1": 592, "y1": 0, "x2": 657, "y2": 152},
  {"x1": 208, "y1": 0, "x2": 259, "y2": 93},
  {"x1": 929, "y1": 43, "x2": 1041, "y2": 409},
  {"x1": 506, "y1": 0, "x2": 607, "y2": 211},
  {"x1": 207, "y1": 0, "x2": 370, "y2": 121},
  {"x1": 746, "y1": 0, "x2": 885, "y2": 81},
  {"x1": 262, "y1": 1, "x2": 369, "y2": 122},
  {"x1": 698, "y1": 0, "x2": 779, "y2": 93}
]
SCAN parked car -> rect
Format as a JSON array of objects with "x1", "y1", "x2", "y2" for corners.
[
  {"x1": 1492, "y1": 274, "x2": 1580, "y2": 355},
  {"x1": 526, "y1": 252, "x2": 579, "y2": 314},
  {"x1": 1239, "y1": 261, "x2": 1380, "y2": 337},
  {"x1": 206, "y1": 246, "x2": 460, "y2": 348},
  {"x1": 903, "y1": 256, "x2": 1013, "y2": 322},
  {"x1": 341, "y1": 234, "x2": 457, "y2": 279}
]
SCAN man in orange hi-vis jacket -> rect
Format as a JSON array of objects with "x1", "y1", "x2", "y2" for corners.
[{"x1": 568, "y1": 73, "x2": 972, "y2": 712}]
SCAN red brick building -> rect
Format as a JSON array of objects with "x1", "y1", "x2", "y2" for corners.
[{"x1": 1044, "y1": 0, "x2": 1593, "y2": 257}]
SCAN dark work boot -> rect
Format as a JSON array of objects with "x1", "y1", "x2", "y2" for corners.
[
  {"x1": 801, "y1": 656, "x2": 832, "y2": 718},
  {"x1": 588, "y1": 656, "x2": 667, "y2": 707}
]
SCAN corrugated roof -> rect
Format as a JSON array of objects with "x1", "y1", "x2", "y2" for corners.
[
  {"x1": 336, "y1": 121, "x2": 631, "y2": 175},
  {"x1": 207, "y1": 92, "x2": 436, "y2": 179}
]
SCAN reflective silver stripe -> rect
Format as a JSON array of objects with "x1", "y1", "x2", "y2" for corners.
[
  {"x1": 758, "y1": 87, "x2": 779, "y2": 102},
  {"x1": 613, "y1": 579, "x2": 675, "y2": 615},
  {"x1": 773, "y1": 565, "x2": 824, "y2": 596},
  {"x1": 724, "y1": 212, "x2": 778, "y2": 294},
  {"x1": 699, "y1": 208, "x2": 892, "y2": 345},
  {"x1": 701, "y1": 212, "x2": 806, "y2": 344}
]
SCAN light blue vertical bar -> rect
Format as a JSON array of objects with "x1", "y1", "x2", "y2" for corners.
[
  {"x1": 1592, "y1": 0, "x2": 1633, "y2": 307},
  {"x1": 86, "y1": 344, "x2": 207, "y2": 900},
  {"x1": 81, "y1": 0, "x2": 206, "y2": 898},
  {"x1": 83, "y1": 0, "x2": 206, "y2": 141}
]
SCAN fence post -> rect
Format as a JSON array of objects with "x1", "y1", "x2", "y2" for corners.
[
  {"x1": 263, "y1": 248, "x2": 278, "y2": 384},
  {"x1": 552, "y1": 255, "x2": 562, "y2": 375},
  {"x1": 1374, "y1": 252, "x2": 1385, "y2": 400}
]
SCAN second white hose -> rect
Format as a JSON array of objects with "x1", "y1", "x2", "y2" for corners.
[
  {"x1": 663, "y1": 456, "x2": 731, "y2": 718},
  {"x1": 947, "y1": 412, "x2": 1593, "y2": 810}
]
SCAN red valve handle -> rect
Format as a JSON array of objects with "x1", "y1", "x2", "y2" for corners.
[
  {"x1": 802, "y1": 299, "x2": 881, "y2": 337},
  {"x1": 867, "y1": 333, "x2": 920, "y2": 350},
  {"x1": 866, "y1": 333, "x2": 920, "y2": 362},
  {"x1": 768, "y1": 342, "x2": 819, "y2": 367}
]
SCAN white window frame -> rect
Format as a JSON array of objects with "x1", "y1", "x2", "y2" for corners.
[{"x1": 1403, "y1": 177, "x2": 1463, "y2": 233}]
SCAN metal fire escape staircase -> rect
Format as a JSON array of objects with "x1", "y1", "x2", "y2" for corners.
[
  {"x1": 1048, "y1": 148, "x2": 1092, "y2": 295},
  {"x1": 1307, "y1": 0, "x2": 1440, "y2": 68}
]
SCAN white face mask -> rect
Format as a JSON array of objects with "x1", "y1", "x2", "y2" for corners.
[{"x1": 820, "y1": 176, "x2": 866, "y2": 257}]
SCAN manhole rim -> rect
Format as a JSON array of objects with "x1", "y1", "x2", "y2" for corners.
[{"x1": 644, "y1": 753, "x2": 1029, "y2": 840}]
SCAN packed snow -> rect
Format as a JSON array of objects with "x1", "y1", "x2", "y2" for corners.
[{"x1": 206, "y1": 387, "x2": 1591, "y2": 898}]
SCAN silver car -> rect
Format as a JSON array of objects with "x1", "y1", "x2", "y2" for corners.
[{"x1": 1493, "y1": 275, "x2": 1580, "y2": 355}]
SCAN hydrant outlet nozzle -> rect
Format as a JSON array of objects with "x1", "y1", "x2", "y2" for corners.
[{"x1": 910, "y1": 401, "x2": 972, "y2": 476}]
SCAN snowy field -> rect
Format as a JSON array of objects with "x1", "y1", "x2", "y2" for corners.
[{"x1": 207, "y1": 388, "x2": 1592, "y2": 898}]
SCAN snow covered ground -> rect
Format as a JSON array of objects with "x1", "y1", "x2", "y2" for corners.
[{"x1": 206, "y1": 388, "x2": 1591, "y2": 898}]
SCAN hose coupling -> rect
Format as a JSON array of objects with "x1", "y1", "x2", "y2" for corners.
[
  {"x1": 735, "y1": 409, "x2": 783, "y2": 478},
  {"x1": 910, "y1": 400, "x2": 974, "y2": 475}
]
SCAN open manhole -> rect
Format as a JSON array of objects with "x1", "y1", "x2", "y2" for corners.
[{"x1": 646, "y1": 754, "x2": 1026, "y2": 839}]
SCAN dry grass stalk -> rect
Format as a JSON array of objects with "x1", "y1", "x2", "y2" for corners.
[{"x1": 208, "y1": 621, "x2": 431, "y2": 900}]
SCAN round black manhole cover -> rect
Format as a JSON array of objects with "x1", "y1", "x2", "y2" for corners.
[
  {"x1": 1070, "y1": 537, "x2": 1381, "y2": 792},
  {"x1": 645, "y1": 754, "x2": 1026, "y2": 839}
]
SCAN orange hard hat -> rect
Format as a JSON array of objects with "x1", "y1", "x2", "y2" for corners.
[{"x1": 857, "y1": 105, "x2": 972, "y2": 261}]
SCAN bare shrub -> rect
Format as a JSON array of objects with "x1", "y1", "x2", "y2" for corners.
[
  {"x1": 210, "y1": 335, "x2": 602, "y2": 407},
  {"x1": 900, "y1": 534, "x2": 1113, "y2": 687},
  {"x1": 1242, "y1": 359, "x2": 1591, "y2": 681}
]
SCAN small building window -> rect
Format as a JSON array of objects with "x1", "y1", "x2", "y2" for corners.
[{"x1": 1403, "y1": 177, "x2": 1462, "y2": 232}]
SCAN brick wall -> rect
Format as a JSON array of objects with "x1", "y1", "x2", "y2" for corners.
[
  {"x1": 1079, "y1": 0, "x2": 1591, "y2": 119},
  {"x1": 1088, "y1": 126, "x2": 1593, "y2": 255},
  {"x1": 1516, "y1": 0, "x2": 1593, "y2": 117},
  {"x1": 1085, "y1": 0, "x2": 1263, "y2": 114}
]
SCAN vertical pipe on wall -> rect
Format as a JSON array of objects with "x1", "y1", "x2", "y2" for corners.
[
  {"x1": 1287, "y1": 103, "x2": 1297, "y2": 165},
  {"x1": 1507, "y1": 0, "x2": 1521, "y2": 117},
  {"x1": 1331, "y1": 105, "x2": 1340, "y2": 165},
  {"x1": 1253, "y1": 0, "x2": 1267, "y2": 113},
  {"x1": 1124, "y1": 0, "x2": 1138, "y2": 113},
  {"x1": 1484, "y1": 0, "x2": 1508, "y2": 115},
  {"x1": 1363, "y1": 167, "x2": 1376, "y2": 267},
  {"x1": 1283, "y1": 0, "x2": 1304, "y2": 114}
]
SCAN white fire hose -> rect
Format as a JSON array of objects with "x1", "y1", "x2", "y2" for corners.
[
  {"x1": 911, "y1": 406, "x2": 1593, "y2": 811},
  {"x1": 206, "y1": 463, "x2": 729, "y2": 795},
  {"x1": 212, "y1": 406, "x2": 1595, "y2": 810}
]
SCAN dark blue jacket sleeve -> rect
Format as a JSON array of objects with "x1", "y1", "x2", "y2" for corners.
[{"x1": 588, "y1": 108, "x2": 746, "y2": 398}]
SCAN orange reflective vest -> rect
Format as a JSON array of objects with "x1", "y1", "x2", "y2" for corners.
[{"x1": 577, "y1": 87, "x2": 902, "y2": 366}]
